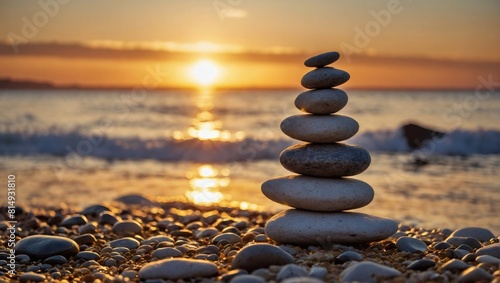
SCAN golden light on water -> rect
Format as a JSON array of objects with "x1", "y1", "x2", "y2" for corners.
[
  {"x1": 185, "y1": 164, "x2": 230, "y2": 205},
  {"x1": 172, "y1": 86, "x2": 246, "y2": 206},
  {"x1": 172, "y1": 89, "x2": 246, "y2": 142}
]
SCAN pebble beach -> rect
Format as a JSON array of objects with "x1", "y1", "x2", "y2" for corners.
[
  {"x1": 2, "y1": 50, "x2": 500, "y2": 283},
  {"x1": 2, "y1": 1, "x2": 500, "y2": 282},
  {"x1": 1, "y1": 196, "x2": 499, "y2": 283}
]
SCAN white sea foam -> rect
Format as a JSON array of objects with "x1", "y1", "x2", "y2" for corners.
[{"x1": 1, "y1": 126, "x2": 499, "y2": 162}]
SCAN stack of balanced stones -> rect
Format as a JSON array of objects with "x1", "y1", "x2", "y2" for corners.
[{"x1": 263, "y1": 51, "x2": 398, "y2": 245}]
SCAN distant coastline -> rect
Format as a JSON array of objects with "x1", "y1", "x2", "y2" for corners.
[{"x1": 0, "y1": 77, "x2": 492, "y2": 92}]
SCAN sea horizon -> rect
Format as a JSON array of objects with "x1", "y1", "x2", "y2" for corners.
[{"x1": 1, "y1": 77, "x2": 496, "y2": 92}]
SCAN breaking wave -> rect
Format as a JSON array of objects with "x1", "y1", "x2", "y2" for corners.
[{"x1": 1, "y1": 127, "x2": 499, "y2": 162}]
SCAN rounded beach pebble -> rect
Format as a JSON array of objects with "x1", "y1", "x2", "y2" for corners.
[
  {"x1": 265, "y1": 210, "x2": 398, "y2": 245},
  {"x1": 304, "y1": 51, "x2": 340, "y2": 67},
  {"x1": 295, "y1": 88, "x2": 348, "y2": 114},
  {"x1": 112, "y1": 220, "x2": 142, "y2": 236},
  {"x1": 15, "y1": 235, "x2": 79, "y2": 260},
  {"x1": 59, "y1": 214, "x2": 88, "y2": 227},
  {"x1": 301, "y1": 67, "x2": 350, "y2": 89},
  {"x1": 449, "y1": 227, "x2": 495, "y2": 242},
  {"x1": 336, "y1": 251, "x2": 364, "y2": 263},
  {"x1": 231, "y1": 243, "x2": 295, "y2": 271},
  {"x1": 441, "y1": 259, "x2": 470, "y2": 272},
  {"x1": 277, "y1": 264, "x2": 308, "y2": 281},
  {"x1": 280, "y1": 143, "x2": 371, "y2": 177},
  {"x1": 139, "y1": 258, "x2": 218, "y2": 280},
  {"x1": 151, "y1": 247, "x2": 183, "y2": 259},
  {"x1": 475, "y1": 243, "x2": 500, "y2": 258},
  {"x1": 109, "y1": 237, "x2": 140, "y2": 249},
  {"x1": 280, "y1": 114, "x2": 359, "y2": 143},
  {"x1": 396, "y1": 236, "x2": 428, "y2": 253},
  {"x1": 458, "y1": 266, "x2": 493, "y2": 282},
  {"x1": 230, "y1": 275, "x2": 265, "y2": 283},
  {"x1": 261, "y1": 175, "x2": 374, "y2": 211},
  {"x1": 445, "y1": 237, "x2": 482, "y2": 249},
  {"x1": 282, "y1": 277, "x2": 324, "y2": 283},
  {"x1": 19, "y1": 272, "x2": 46, "y2": 282},
  {"x1": 340, "y1": 261, "x2": 401, "y2": 283},
  {"x1": 407, "y1": 258, "x2": 435, "y2": 270}
]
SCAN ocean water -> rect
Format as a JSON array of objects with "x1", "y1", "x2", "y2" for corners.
[{"x1": 1, "y1": 89, "x2": 499, "y2": 234}]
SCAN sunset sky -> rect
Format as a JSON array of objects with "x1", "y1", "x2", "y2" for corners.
[{"x1": 1, "y1": 0, "x2": 499, "y2": 89}]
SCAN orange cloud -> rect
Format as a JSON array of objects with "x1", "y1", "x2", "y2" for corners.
[{"x1": 1, "y1": 41, "x2": 498, "y2": 90}]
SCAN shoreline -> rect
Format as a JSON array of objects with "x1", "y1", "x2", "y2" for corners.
[{"x1": 1, "y1": 197, "x2": 499, "y2": 282}]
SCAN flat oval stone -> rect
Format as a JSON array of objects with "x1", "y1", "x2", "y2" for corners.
[
  {"x1": 231, "y1": 243, "x2": 295, "y2": 271},
  {"x1": 340, "y1": 261, "x2": 401, "y2": 283},
  {"x1": 265, "y1": 210, "x2": 398, "y2": 245},
  {"x1": 76, "y1": 251, "x2": 100, "y2": 261},
  {"x1": 277, "y1": 264, "x2": 308, "y2": 281},
  {"x1": 301, "y1": 67, "x2": 350, "y2": 89},
  {"x1": 60, "y1": 214, "x2": 88, "y2": 228},
  {"x1": 304, "y1": 51, "x2": 340, "y2": 67},
  {"x1": 476, "y1": 243, "x2": 500, "y2": 258},
  {"x1": 19, "y1": 272, "x2": 46, "y2": 282},
  {"x1": 445, "y1": 237, "x2": 482, "y2": 249},
  {"x1": 109, "y1": 237, "x2": 140, "y2": 249},
  {"x1": 139, "y1": 258, "x2": 218, "y2": 280},
  {"x1": 282, "y1": 277, "x2": 324, "y2": 283},
  {"x1": 433, "y1": 241, "x2": 451, "y2": 250},
  {"x1": 152, "y1": 247, "x2": 183, "y2": 259},
  {"x1": 280, "y1": 143, "x2": 371, "y2": 177},
  {"x1": 441, "y1": 259, "x2": 469, "y2": 272},
  {"x1": 407, "y1": 259, "x2": 435, "y2": 270},
  {"x1": 230, "y1": 275, "x2": 265, "y2": 283},
  {"x1": 99, "y1": 212, "x2": 120, "y2": 226},
  {"x1": 295, "y1": 88, "x2": 348, "y2": 114},
  {"x1": 80, "y1": 204, "x2": 111, "y2": 216},
  {"x1": 476, "y1": 255, "x2": 500, "y2": 264},
  {"x1": 15, "y1": 235, "x2": 79, "y2": 260},
  {"x1": 261, "y1": 175, "x2": 374, "y2": 211},
  {"x1": 308, "y1": 266, "x2": 327, "y2": 279},
  {"x1": 142, "y1": 235, "x2": 174, "y2": 246},
  {"x1": 449, "y1": 227, "x2": 495, "y2": 242},
  {"x1": 396, "y1": 236, "x2": 428, "y2": 253},
  {"x1": 212, "y1": 233, "x2": 242, "y2": 244},
  {"x1": 335, "y1": 251, "x2": 363, "y2": 263},
  {"x1": 458, "y1": 266, "x2": 492, "y2": 282},
  {"x1": 73, "y1": 234, "x2": 97, "y2": 246},
  {"x1": 112, "y1": 220, "x2": 142, "y2": 236},
  {"x1": 281, "y1": 115, "x2": 358, "y2": 143},
  {"x1": 195, "y1": 228, "x2": 220, "y2": 239}
]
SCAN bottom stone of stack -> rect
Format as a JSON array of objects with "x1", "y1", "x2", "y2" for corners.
[
  {"x1": 265, "y1": 209, "x2": 398, "y2": 245},
  {"x1": 261, "y1": 175, "x2": 374, "y2": 211}
]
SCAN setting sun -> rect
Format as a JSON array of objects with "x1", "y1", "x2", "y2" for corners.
[{"x1": 191, "y1": 59, "x2": 219, "y2": 86}]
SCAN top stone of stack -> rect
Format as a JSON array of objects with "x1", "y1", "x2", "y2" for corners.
[
  {"x1": 304, "y1": 51, "x2": 340, "y2": 67},
  {"x1": 301, "y1": 51, "x2": 350, "y2": 89}
]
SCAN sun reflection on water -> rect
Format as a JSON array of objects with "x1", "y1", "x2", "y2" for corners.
[
  {"x1": 178, "y1": 89, "x2": 246, "y2": 205},
  {"x1": 172, "y1": 89, "x2": 245, "y2": 142},
  {"x1": 185, "y1": 164, "x2": 230, "y2": 205}
]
